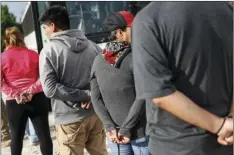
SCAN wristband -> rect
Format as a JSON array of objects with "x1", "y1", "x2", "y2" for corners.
[{"x1": 216, "y1": 115, "x2": 233, "y2": 134}]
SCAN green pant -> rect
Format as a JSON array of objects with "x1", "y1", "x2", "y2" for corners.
[{"x1": 1, "y1": 100, "x2": 11, "y2": 141}]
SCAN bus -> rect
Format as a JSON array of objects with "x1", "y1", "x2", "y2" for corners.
[{"x1": 21, "y1": 1, "x2": 150, "y2": 53}]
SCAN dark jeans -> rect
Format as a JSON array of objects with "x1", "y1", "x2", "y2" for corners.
[{"x1": 6, "y1": 92, "x2": 53, "y2": 155}]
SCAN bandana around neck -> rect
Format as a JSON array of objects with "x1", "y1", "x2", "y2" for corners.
[{"x1": 102, "y1": 41, "x2": 131, "y2": 68}]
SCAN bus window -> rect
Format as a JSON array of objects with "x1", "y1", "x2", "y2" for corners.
[
  {"x1": 65, "y1": 2, "x2": 150, "y2": 43},
  {"x1": 65, "y1": 2, "x2": 129, "y2": 35}
]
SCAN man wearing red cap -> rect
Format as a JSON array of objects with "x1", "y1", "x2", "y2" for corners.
[{"x1": 90, "y1": 11, "x2": 149, "y2": 155}]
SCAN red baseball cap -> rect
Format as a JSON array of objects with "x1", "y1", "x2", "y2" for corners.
[{"x1": 103, "y1": 11, "x2": 134, "y2": 32}]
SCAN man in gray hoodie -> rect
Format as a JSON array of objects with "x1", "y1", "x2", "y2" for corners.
[{"x1": 39, "y1": 5, "x2": 107, "y2": 155}]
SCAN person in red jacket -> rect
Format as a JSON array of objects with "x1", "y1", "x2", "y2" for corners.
[{"x1": 1, "y1": 26, "x2": 53, "y2": 155}]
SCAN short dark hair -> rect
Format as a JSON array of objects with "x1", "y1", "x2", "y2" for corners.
[
  {"x1": 106, "y1": 27, "x2": 127, "y2": 42},
  {"x1": 40, "y1": 5, "x2": 70, "y2": 30}
]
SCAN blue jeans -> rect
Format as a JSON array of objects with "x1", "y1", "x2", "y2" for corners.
[
  {"x1": 108, "y1": 136, "x2": 150, "y2": 155},
  {"x1": 26, "y1": 118, "x2": 39, "y2": 143}
]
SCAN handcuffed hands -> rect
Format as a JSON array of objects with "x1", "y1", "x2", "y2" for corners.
[
  {"x1": 15, "y1": 92, "x2": 33, "y2": 104},
  {"x1": 118, "y1": 132, "x2": 131, "y2": 144},
  {"x1": 107, "y1": 129, "x2": 131, "y2": 144},
  {"x1": 108, "y1": 129, "x2": 120, "y2": 143}
]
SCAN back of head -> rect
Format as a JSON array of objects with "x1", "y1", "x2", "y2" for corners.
[
  {"x1": 103, "y1": 11, "x2": 134, "y2": 43},
  {"x1": 40, "y1": 5, "x2": 70, "y2": 30},
  {"x1": 4, "y1": 26, "x2": 25, "y2": 47}
]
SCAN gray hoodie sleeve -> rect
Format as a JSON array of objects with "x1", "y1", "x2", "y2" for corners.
[
  {"x1": 39, "y1": 49, "x2": 90, "y2": 102},
  {"x1": 119, "y1": 56, "x2": 146, "y2": 138},
  {"x1": 90, "y1": 70, "x2": 116, "y2": 132},
  {"x1": 119, "y1": 99, "x2": 146, "y2": 138}
]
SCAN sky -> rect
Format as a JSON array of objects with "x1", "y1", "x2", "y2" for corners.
[{"x1": 1, "y1": 1, "x2": 28, "y2": 22}]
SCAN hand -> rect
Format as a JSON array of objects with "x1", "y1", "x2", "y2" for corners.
[
  {"x1": 20, "y1": 93, "x2": 33, "y2": 103},
  {"x1": 15, "y1": 95, "x2": 22, "y2": 104},
  {"x1": 15, "y1": 95, "x2": 27, "y2": 104},
  {"x1": 24, "y1": 93, "x2": 33, "y2": 102},
  {"x1": 107, "y1": 130, "x2": 120, "y2": 143},
  {"x1": 217, "y1": 117, "x2": 233, "y2": 145},
  {"x1": 15, "y1": 93, "x2": 33, "y2": 104},
  {"x1": 81, "y1": 101, "x2": 92, "y2": 109},
  {"x1": 118, "y1": 133, "x2": 130, "y2": 144}
]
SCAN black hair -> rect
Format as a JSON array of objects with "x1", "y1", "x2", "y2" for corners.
[
  {"x1": 39, "y1": 5, "x2": 70, "y2": 30},
  {"x1": 106, "y1": 27, "x2": 127, "y2": 42}
]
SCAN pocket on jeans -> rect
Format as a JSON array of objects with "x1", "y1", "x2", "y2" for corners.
[{"x1": 131, "y1": 136, "x2": 149, "y2": 145}]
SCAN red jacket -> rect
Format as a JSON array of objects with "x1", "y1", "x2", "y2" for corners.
[{"x1": 1, "y1": 46, "x2": 42, "y2": 100}]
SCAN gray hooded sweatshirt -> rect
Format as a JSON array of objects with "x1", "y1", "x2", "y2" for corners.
[{"x1": 39, "y1": 29, "x2": 101, "y2": 125}]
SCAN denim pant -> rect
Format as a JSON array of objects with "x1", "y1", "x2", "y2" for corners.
[
  {"x1": 108, "y1": 136, "x2": 150, "y2": 155},
  {"x1": 26, "y1": 118, "x2": 39, "y2": 143}
]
